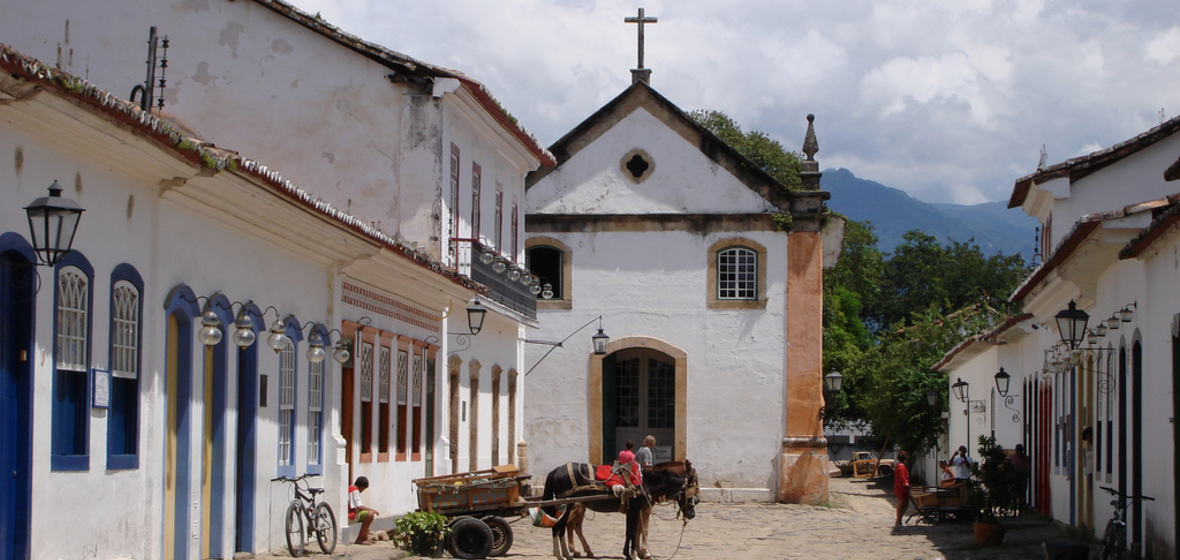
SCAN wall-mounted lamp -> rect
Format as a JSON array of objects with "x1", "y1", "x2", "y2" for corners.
[
  {"x1": 541, "y1": 283, "x2": 554, "y2": 300},
  {"x1": 1054, "y1": 300, "x2": 1089, "y2": 349},
  {"x1": 525, "y1": 315, "x2": 610, "y2": 375},
  {"x1": 466, "y1": 298, "x2": 488, "y2": 336},
  {"x1": 25, "y1": 181, "x2": 85, "y2": 267},
  {"x1": 818, "y1": 370, "x2": 843, "y2": 420},
  {"x1": 994, "y1": 367, "x2": 1011, "y2": 398}
]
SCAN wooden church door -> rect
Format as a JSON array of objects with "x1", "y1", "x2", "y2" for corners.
[{"x1": 603, "y1": 348, "x2": 675, "y2": 463}]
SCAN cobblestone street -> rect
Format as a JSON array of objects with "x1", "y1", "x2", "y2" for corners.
[{"x1": 252, "y1": 475, "x2": 1093, "y2": 560}]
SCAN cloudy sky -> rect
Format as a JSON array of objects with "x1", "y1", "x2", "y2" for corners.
[{"x1": 295, "y1": 0, "x2": 1180, "y2": 205}]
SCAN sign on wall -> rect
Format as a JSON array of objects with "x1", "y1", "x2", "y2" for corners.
[{"x1": 92, "y1": 368, "x2": 110, "y2": 409}]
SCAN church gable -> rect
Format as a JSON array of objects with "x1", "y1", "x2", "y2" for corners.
[{"x1": 526, "y1": 83, "x2": 794, "y2": 216}]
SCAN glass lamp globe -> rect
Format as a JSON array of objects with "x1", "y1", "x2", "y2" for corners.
[
  {"x1": 233, "y1": 313, "x2": 256, "y2": 348},
  {"x1": 530, "y1": 283, "x2": 542, "y2": 296},
  {"x1": 199, "y1": 310, "x2": 223, "y2": 346},
  {"x1": 541, "y1": 283, "x2": 554, "y2": 300},
  {"x1": 333, "y1": 342, "x2": 351, "y2": 364},
  {"x1": 267, "y1": 320, "x2": 289, "y2": 353},
  {"x1": 307, "y1": 344, "x2": 327, "y2": 364},
  {"x1": 480, "y1": 249, "x2": 495, "y2": 265},
  {"x1": 507, "y1": 268, "x2": 521, "y2": 281},
  {"x1": 493, "y1": 258, "x2": 507, "y2": 274}
]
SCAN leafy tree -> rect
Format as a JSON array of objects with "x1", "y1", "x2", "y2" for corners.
[
  {"x1": 875, "y1": 231, "x2": 1026, "y2": 329},
  {"x1": 689, "y1": 110, "x2": 806, "y2": 191}
]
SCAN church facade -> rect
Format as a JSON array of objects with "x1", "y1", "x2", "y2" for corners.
[{"x1": 523, "y1": 80, "x2": 839, "y2": 503}]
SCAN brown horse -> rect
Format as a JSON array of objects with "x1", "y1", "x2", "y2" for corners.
[{"x1": 542, "y1": 461, "x2": 697, "y2": 560}]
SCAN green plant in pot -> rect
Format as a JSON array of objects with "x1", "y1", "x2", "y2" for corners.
[
  {"x1": 393, "y1": 511, "x2": 449, "y2": 557},
  {"x1": 970, "y1": 435, "x2": 1021, "y2": 545}
]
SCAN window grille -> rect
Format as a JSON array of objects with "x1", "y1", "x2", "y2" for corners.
[
  {"x1": 110, "y1": 281, "x2": 139, "y2": 378},
  {"x1": 307, "y1": 358, "x2": 323, "y2": 466},
  {"x1": 717, "y1": 247, "x2": 757, "y2": 300},
  {"x1": 278, "y1": 344, "x2": 296, "y2": 466}
]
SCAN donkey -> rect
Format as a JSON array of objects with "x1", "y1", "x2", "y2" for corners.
[{"x1": 542, "y1": 461, "x2": 697, "y2": 560}]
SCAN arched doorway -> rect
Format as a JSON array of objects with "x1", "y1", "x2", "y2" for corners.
[
  {"x1": 0, "y1": 240, "x2": 36, "y2": 560},
  {"x1": 590, "y1": 337, "x2": 687, "y2": 465}
]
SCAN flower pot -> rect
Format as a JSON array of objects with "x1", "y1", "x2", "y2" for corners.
[{"x1": 973, "y1": 521, "x2": 1006, "y2": 546}]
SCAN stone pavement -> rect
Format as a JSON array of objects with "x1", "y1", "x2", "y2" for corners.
[{"x1": 245, "y1": 475, "x2": 1094, "y2": 560}]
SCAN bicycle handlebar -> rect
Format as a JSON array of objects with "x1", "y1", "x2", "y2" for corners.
[
  {"x1": 1099, "y1": 486, "x2": 1155, "y2": 501},
  {"x1": 271, "y1": 473, "x2": 317, "y2": 483}
]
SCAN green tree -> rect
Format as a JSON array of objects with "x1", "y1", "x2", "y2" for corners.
[{"x1": 689, "y1": 110, "x2": 806, "y2": 191}]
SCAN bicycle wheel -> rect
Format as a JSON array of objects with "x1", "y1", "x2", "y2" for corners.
[
  {"x1": 1100, "y1": 520, "x2": 1123, "y2": 560},
  {"x1": 313, "y1": 502, "x2": 338, "y2": 555},
  {"x1": 285, "y1": 501, "x2": 306, "y2": 557}
]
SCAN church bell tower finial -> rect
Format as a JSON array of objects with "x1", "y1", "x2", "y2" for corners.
[
  {"x1": 800, "y1": 114, "x2": 821, "y2": 189},
  {"x1": 625, "y1": 7, "x2": 658, "y2": 85}
]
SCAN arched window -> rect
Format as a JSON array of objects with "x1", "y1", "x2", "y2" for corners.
[
  {"x1": 526, "y1": 236, "x2": 572, "y2": 308},
  {"x1": 108, "y1": 264, "x2": 143, "y2": 470},
  {"x1": 53, "y1": 259, "x2": 93, "y2": 471},
  {"x1": 717, "y1": 247, "x2": 757, "y2": 299},
  {"x1": 306, "y1": 325, "x2": 326, "y2": 474},
  {"x1": 707, "y1": 238, "x2": 767, "y2": 309}
]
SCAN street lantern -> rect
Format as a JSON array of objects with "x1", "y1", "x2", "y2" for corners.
[
  {"x1": 592, "y1": 327, "x2": 610, "y2": 355},
  {"x1": 926, "y1": 390, "x2": 939, "y2": 407},
  {"x1": 1055, "y1": 300, "x2": 1089, "y2": 349},
  {"x1": 25, "y1": 181, "x2": 84, "y2": 267},
  {"x1": 824, "y1": 370, "x2": 843, "y2": 393},
  {"x1": 951, "y1": 377, "x2": 969, "y2": 403},
  {"x1": 466, "y1": 298, "x2": 488, "y2": 336},
  {"x1": 994, "y1": 367, "x2": 1011, "y2": 398}
]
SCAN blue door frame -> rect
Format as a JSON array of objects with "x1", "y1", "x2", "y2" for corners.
[{"x1": 0, "y1": 240, "x2": 36, "y2": 560}]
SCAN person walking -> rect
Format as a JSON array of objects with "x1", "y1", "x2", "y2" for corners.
[{"x1": 893, "y1": 451, "x2": 911, "y2": 530}]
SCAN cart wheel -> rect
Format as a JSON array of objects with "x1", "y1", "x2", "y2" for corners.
[
  {"x1": 447, "y1": 516, "x2": 494, "y2": 559},
  {"x1": 484, "y1": 516, "x2": 513, "y2": 557}
]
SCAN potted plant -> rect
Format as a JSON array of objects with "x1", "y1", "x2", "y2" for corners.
[
  {"x1": 392, "y1": 510, "x2": 449, "y2": 557},
  {"x1": 969, "y1": 435, "x2": 1020, "y2": 545}
]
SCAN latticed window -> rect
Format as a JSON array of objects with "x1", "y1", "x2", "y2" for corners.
[
  {"x1": 110, "y1": 282, "x2": 138, "y2": 377},
  {"x1": 53, "y1": 266, "x2": 90, "y2": 467},
  {"x1": 397, "y1": 350, "x2": 409, "y2": 455},
  {"x1": 379, "y1": 347, "x2": 391, "y2": 405},
  {"x1": 397, "y1": 351, "x2": 409, "y2": 406},
  {"x1": 412, "y1": 354, "x2": 423, "y2": 407},
  {"x1": 471, "y1": 163, "x2": 482, "y2": 239},
  {"x1": 378, "y1": 345, "x2": 391, "y2": 454},
  {"x1": 647, "y1": 358, "x2": 675, "y2": 429},
  {"x1": 109, "y1": 279, "x2": 140, "y2": 466},
  {"x1": 278, "y1": 344, "x2": 296, "y2": 466},
  {"x1": 57, "y1": 268, "x2": 88, "y2": 372},
  {"x1": 717, "y1": 247, "x2": 757, "y2": 300},
  {"x1": 615, "y1": 357, "x2": 640, "y2": 428},
  {"x1": 307, "y1": 358, "x2": 323, "y2": 467},
  {"x1": 360, "y1": 341, "x2": 374, "y2": 453},
  {"x1": 450, "y1": 145, "x2": 461, "y2": 243}
]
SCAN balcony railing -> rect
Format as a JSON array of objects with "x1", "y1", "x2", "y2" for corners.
[{"x1": 453, "y1": 239, "x2": 537, "y2": 320}]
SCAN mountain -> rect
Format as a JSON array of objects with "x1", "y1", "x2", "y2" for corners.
[{"x1": 820, "y1": 168, "x2": 1037, "y2": 258}]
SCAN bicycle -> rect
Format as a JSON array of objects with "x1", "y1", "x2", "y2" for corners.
[
  {"x1": 272, "y1": 474, "x2": 338, "y2": 557},
  {"x1": 1098, "y1": 486, "x2": 1154, "y2": 560}
]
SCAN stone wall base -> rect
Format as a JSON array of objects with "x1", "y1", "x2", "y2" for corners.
[
  {"x1": 778, "y1": 437, "x2": 830, "y2": 504},
  {"x1": 697, "y1": 487, "x2": 774, "y2": 503}
]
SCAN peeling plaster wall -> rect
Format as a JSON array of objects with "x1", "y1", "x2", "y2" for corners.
[{"x1": 0, "y1": 0, "x2": 536, "y2": 260}]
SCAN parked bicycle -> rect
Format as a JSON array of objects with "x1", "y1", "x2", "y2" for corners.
[
  {"x1": 272, "y1": 474, "x2": 338, "y2": 557},
  {"x1": 1098, "y1": 485, "x2": 1154, "y2": 560}
]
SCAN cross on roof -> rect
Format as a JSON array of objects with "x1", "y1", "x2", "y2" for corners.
[{"x1": 625, "y1": 7, "x2": 658, "y2": 69}]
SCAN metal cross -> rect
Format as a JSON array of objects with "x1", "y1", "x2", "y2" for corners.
[{"x1": 625, "y1": 7, "x2": 658, "y2": 69}]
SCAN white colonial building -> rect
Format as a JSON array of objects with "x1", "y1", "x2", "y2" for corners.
[
  {"x1": 938, "y1": 116, "x2": 1180, "y2": 558},
  {"x1": 523, "y1": 77, "x2": 839, "y2": 504},
  {"x1": 0, "y1": 0, "x2": 551, "y2": 558}
]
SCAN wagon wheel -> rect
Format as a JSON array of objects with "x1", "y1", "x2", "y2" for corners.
[
  {"x1": 447, "y1": 516, "x2": 494, "y2": 559},
  {"x1": 484, "y1": 516, "x2": 513, "y2": 557}
]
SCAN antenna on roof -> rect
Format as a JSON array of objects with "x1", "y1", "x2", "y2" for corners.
[
  {"x1": 1037, "y1": 144, "x2": 1047, "y2": 170},
  {"x1": 128, "y1": 27, "x2": 169, "y2": 113},
  {"x1": 1160, "y1": 108, "x2": 1167, "y2": 124}
]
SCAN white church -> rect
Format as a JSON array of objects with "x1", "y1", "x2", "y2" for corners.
[{"x1": 523, "y1": 63, "x2": 840, "y2": 503}]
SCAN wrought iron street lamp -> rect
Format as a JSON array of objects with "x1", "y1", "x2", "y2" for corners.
[
  {"x1": 466, "y1": 298, "x2": 488, "y2": 336},
  {"x1": 25, "y1": 181, "x2": 84, "y2": 267},
  {"x1": 819, "y1": 370, "x2": 843, "y2": 420},
  {"x1": 994, "y1": 367, "x2": 1011, "y2": 398},
  {"x1": 525, "y1": 315, "x2": 610, "y2": 375},
  {"x1": 1055, "y1": 300, "x2": 1089, "y2": 349}
]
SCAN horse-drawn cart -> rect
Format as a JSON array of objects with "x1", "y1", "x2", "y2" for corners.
[{"x1": 411, "y1": 465, "x2": 615, "y2": 558}]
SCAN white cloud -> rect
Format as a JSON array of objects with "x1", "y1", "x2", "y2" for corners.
[{"x1": 290, "y1": 0, "x2": 1180, "y2": 204}]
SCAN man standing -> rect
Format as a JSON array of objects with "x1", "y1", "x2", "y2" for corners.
[{"x1": 950, "y1": 445, "x2": 973, "y2": 483}]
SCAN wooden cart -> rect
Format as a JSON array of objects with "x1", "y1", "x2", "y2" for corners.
[
  {"x1": 412, "y1": 465, "x2": 616, "y2": 559},
  {"x1": 412, "y1": 465, "x2": 531, "y2": 558}
]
